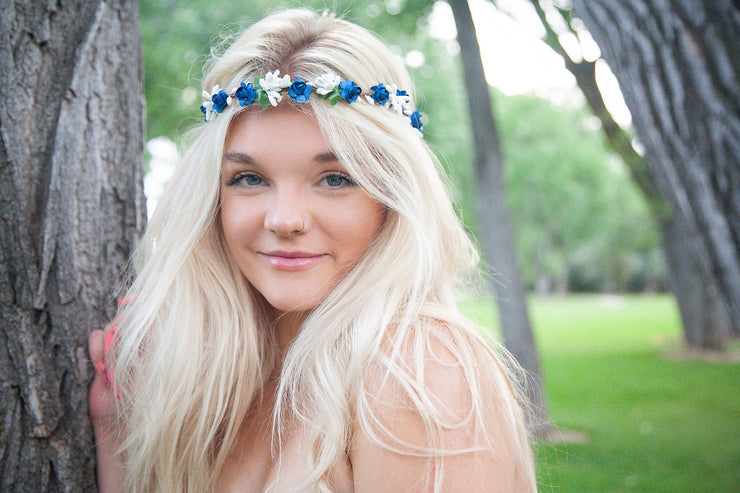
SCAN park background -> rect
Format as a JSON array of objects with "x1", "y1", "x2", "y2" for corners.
[{"x1": 137, "y1": 1, "x2": 739, "y2": 492}]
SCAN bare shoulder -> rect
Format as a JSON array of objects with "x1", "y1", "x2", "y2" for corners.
[{"x1": 349, "y1": 321, "x2": 536, "y2": 493}]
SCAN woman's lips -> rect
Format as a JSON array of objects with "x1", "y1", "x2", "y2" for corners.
[{"x1": 260, "y1": 251, "x2": 327, "y2": 270}]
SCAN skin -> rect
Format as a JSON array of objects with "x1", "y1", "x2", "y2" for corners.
[
  {"x1": 88, "y1": 105, "x2": 384, "y2": 491},
  {"x1": 219, "y1": 105, "x2": 385, "y2": 348},
  {"x1": 89, "y1": 106, "x2": 528, "y2": 492},
  {"x1": 89, "y1": 323, "x2": 124, "y2": 493}
]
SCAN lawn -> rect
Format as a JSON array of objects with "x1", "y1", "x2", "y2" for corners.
[{"x1": 462, "y1": 294, "x2": 740, "y2": 493}]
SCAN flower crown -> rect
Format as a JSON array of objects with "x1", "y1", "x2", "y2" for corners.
[{"x1": 200, "y1": 70, "x2": 423, "y2": 134}]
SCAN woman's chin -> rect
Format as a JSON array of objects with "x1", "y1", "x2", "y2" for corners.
[{"x1": 264, "y1": 297, "x2": 321, "y2": 315}]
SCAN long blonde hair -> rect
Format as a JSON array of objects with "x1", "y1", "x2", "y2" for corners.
[{"x1": 112, "y1": 9, "x2": 535, "y2": 492}]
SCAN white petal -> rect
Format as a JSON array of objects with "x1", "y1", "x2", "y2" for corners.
[{"x1": 267, "y1": 89, "x2": 283, "y2": 106}]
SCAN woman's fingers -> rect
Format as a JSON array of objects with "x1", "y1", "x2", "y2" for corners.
[
  {"x1": 89, "y1": 329, "x2": 109, "y2": 387},
  {"x1": 89, "y1": 327, "x2": 119, "y2": 425}
]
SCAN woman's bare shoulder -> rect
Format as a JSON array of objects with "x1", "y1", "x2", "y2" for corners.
[{"x1": 349, "y1": 321, "x2": 536, "y2": 492}]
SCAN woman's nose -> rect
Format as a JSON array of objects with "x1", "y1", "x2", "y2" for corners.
[{"x1": 263, "y1": 190, "x2": 307, "y2": 236}]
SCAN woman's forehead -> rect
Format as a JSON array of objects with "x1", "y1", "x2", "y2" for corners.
[{"x1": 223, "y1": 106, "x2": 332, "y2": 158}]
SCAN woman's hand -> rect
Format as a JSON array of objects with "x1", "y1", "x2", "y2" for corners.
[
  {"x1": 89, "y1": 323, "x2": 124, "y2": 493},
  {"x1": 88, "y1": 326, "x2": 117, "y2": 425}
]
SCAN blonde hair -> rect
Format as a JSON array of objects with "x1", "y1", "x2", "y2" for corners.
[{"x1": 112, "y1": 9, "x2": 535, "y2": 492}]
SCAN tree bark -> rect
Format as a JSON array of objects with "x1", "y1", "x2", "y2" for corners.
[
  {"x1": 0, "y1": 1, "x2": 145, "y2": 491},
  {"x1": 447, "y1": 0, "x2": 550, "y2": 435},
  {"x1": 661, "y1": 219, "x2": 730, "y2": 348},
  {"x1": 527, "y1": 0, "x2": 734, "y2": 349},
  {"x1": 571, "y1": 0, "x2": 740, "y2": 344}
]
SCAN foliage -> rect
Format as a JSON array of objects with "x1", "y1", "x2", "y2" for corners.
[
  {"x1": 461, "y1": 294, "x2": 740, "y2": 493},
  {"x1": 139, "y1": 0, "x2": 664, "y2": 293},
  {"x1": 495, "y1": 94, "x2": 663, "y2": 292},
  {"x1": 139, "y1": 0, "x2": 434, "y2": 141},
  {"x1": 140, "y1": 0, "x2": 259, "y2": 139}
]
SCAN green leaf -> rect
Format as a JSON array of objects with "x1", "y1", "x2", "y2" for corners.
[{"x1": 257, "y1": 90, "x2": 270, "y2": 109}]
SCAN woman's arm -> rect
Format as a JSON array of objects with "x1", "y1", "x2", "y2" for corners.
[{"x1": 89, "y1": 328, "x2": 125, "y2": 493}]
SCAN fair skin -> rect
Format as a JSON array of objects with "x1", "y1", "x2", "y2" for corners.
[
  {"x1": 88, "y1": 324, "x2": 124, "y2": 493},
  {"x1": 89, "y1": 106, "x2": 526, "y2": 492},
  {"x1": 218, "y1": 105, "x2": 385, "y2": 350}
]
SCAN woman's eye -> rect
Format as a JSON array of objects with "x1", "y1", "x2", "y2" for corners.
[
  {"x1": 228, "y1": 173, "x2": 264, "y2": 186},
  {"x1": 322, "y1": 174, "x2": 355, "y2": 187}
]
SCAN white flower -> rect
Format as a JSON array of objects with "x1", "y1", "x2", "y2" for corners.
[
  {"x1": 260, "y1": 71, "x2": 291, "y2": 90},
  {"x1": 265, "y1": 89, "x2": 282, "y2": 106},
  {"x1": 259, "y1": 70, "x2": 291, "y2": 106},
  {"x1": 201, "y1": 101, "x2": 214, "y2": 122},
  {"x1": 205, "y1": 85, "x2": 223, "y2": 98},
  {"x1": 201, "y1": 87, "x2": 218, "y2": 122},
  {"x1": 312, "y1": 73, "x2": 341, "y2": 95},
  {"x1": 387, "y1": 84, "x2": 411, "y2": 114}
]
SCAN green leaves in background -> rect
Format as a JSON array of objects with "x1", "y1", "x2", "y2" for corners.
[{"x1": 139, "y1": 0, "x2": 661, "y2": 293}]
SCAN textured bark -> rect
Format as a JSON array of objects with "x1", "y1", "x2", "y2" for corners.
[
  {"x1": 0, "y1": 1, "x2": 145, "y2": 491},
  {"x1": 661, "y1": 219, "x2": 730, "y2": 348},
  {"x1": 528, "y1": 0, "x2": 733, "y2": 349},
  {"x1": 571, "y1": 0, "x2": 740, "y2": 342},
  {"x1": 447, "y1": 0, "x2": 550, "y2": 435}
]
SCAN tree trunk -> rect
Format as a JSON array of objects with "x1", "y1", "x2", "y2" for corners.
[
  {"x1": 571, "y1": 0, "x2": 740, "y2": 342},
  {"x1": 526, "y1": 0, "x2": 733, "y2": 349},
  {"x1": 447, "y1": 0, "x2": 550, "y2": 436},
  {"x1": 661, "y1": 219, "x2": 729, "y2": 349},
  {"x1": 0, "y1": 1, "x2": 145, "y2": 491}
]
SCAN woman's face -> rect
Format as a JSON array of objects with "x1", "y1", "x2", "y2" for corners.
[{"x1": 220, "y1": 106, "x2": 385, "y2": 314}]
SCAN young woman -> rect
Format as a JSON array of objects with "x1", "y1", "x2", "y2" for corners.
[{"x1": 88, "y1": 9, "x2": 537, "y2": 492}]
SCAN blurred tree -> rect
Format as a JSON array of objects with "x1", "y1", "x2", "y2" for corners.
[
  {"x1": 140, "y1": 0, "x2": 273, "y2": 140},
  {"x1": 514, "y1": 0, "x2": 736, "y2": 349},
  {"x1": 497, "y1": 93, "x2": 661, "y2": 294},
  {"x1": 567, "y1": 0, "x2": 740, "y2": 350},
  {"x1": 446, "y1": 0, "x2": 550, "y2": 436},
  {"x1": 0, "y1": 0, "x2": 145, "y2": 490},
  {"x1": 139, "y1": 1, "x2": 669, "y2": 298},
  {"x1": 407, "y1": 9, "x2": 663, "y2": 296}
]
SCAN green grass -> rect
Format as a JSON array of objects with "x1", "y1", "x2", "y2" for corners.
[{"x1": 462, "y1": 294, "x2": 740, "y2": 493}]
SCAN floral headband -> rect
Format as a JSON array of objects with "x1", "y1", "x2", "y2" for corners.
[{"x1": 200, "y1": 70, "x2": 423, "y2": 134}]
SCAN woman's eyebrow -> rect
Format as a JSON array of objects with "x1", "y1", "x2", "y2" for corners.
[
  {"x1": 222, "y1": 151, "x2": 253, "y2": 165},
  {"x1": 222, "y1": 151, "x2": 339, "y2": 169},
  {"x1": 314, "y1": 151, "x2": 339, "y2": 163}
]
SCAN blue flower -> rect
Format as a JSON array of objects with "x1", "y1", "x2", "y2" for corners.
[
  {"x1": 235, "y1": 82, "x2": 256, "y2": 107},
  {"x1": 288, "y1": 78, "x2": 313, "y2": 103},
  {"x1": 339, "y1": 80, "x2": 362, "y2": 103},
  {"x1": 370, "y1": 83, "x2": 390, "y2": 105},
  {"x1": 396, "y1": 89, "x2": 408, "y2": 97},
  {"x1": 211, "y1": 89, "x2": 230, "y2": 113},
  {"x1": 409, "y1": 110, "x2": 423, "y2": 131}
]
